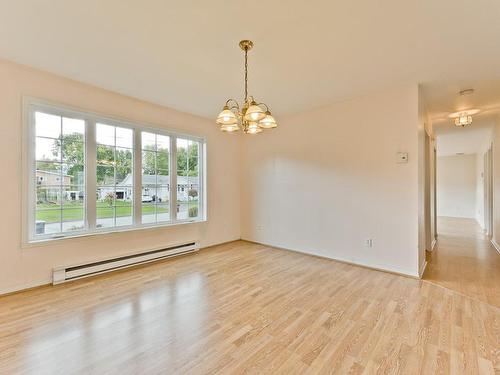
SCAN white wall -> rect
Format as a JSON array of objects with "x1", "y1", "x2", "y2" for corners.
[
  {"x1": 241, "y1": 85, "x2": 420, "y2": 277},
  {"x1": 437, "y1": 154, "x2": 476, "y2": 218},
  {"x1": 0, "y1": 60, "x2": 241, "y2": 294}
]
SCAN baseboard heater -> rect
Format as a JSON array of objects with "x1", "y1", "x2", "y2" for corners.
[{"x1": 52, "y1": 242, "x2": 198, "y2": 285}]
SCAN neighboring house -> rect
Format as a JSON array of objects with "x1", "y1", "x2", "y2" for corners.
[
  {"x1": 36, "y1": 170, "x2": 71, "y2": 186},
  {"x1": 36, "y1": 169, "x2": 83, "y2": 202},
  {"x1": 96, "y1": 174, "x2": 199, "y2": 202}
]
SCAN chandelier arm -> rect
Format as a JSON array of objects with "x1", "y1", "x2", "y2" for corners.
[
  {"x1": 255, "y1": 102, "x2": 270, "y2": 112},
  {"x1": 225, "y1": 98, "x2": 240, "y2": 111}
]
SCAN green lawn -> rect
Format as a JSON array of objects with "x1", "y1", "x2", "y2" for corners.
[{"x1": 36, "y1": 200, "x2": 197, "y2": 223}]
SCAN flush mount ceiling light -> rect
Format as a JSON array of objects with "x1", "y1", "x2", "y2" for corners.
[
  {"x1": 448, "y1": 109, "x2": 480, "y2": 127},
  {"x1": 459, "y1": 88, "x2": 475, "y2": 96},
  {"x1": 216, "y1": 40, "x2": 277, "y2": 134}
]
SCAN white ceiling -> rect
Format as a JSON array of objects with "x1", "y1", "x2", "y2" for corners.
[
  {"x1": 1, "y1": 0, "x2": 500, "y2": 119},
  {"x1": 435, "y1": 114, "x2": 495, "y2": 156}
]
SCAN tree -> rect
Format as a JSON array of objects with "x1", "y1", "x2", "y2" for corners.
[
  {"x1": 176, "y1": 144, "x2": 198, "y2": 176},
  {"x1": 188, "y1": 189, "x2": 198, "y2": 199},
  {"x1": 142, "y1": 146, "x2": 169, "y2": 176}
]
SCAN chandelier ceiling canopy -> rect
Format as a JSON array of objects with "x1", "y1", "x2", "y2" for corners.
[{"x1": 216, "y1": 40, "x2": 278, "y2": 134}]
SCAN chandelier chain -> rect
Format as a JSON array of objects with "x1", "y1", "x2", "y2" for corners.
[{"x1": 244, "y1": 49, "x2": 248, "y2": 103}]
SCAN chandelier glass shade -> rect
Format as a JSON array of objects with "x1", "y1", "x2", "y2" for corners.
[
  {"x1": 454, "y1": 115, "x2": 473, "y2": 127},
  {"x1": 216, "y1": 40, "x2": 278, "y2": 134}
]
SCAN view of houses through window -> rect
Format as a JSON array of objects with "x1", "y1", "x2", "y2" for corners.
[
  {"x1": 35, "y1": 111, "x2": 86, "y2": 235},
  {"x1": 96, "y1": 123, "x2": 134, "y2": 229},
  {"x1": 30, "y1": 104, "x2": 204, "y2": 241}
]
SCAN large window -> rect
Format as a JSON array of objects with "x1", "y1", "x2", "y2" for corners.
[{"x1": 26, "y1": 101, "x2": 206, "y2": 242}]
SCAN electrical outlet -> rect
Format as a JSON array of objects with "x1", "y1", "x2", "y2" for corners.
[{"x1": 365, "y1": 238, "x2": 373, "y2": 247}]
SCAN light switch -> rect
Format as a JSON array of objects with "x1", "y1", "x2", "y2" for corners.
[{"x1": 396, "y1": 152, "x2": 408, "y2": 163}]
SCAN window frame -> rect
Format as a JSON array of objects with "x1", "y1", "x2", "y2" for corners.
[{"x1": 23, "y1": 97, "x2": 207, "y2": 244}]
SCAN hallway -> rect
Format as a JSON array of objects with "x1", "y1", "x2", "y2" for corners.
[{"x1": 423, "y1": 216, "x2": 500, "y2": 308}]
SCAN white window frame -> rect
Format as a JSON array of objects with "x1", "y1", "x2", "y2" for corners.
[{"x1": 23, "y1": 97, "x2": 207, "y2": 244}]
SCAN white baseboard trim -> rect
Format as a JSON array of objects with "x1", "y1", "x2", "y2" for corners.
[
  {"x1": 419, "y1": 260, "x2": 428, "y2": 278},
  {"x1": 490, "y1": 238, "x2": 500, "y2": 255},
  {"x1": 243, "y1": 238, "x2": 420, "y2": 279}
]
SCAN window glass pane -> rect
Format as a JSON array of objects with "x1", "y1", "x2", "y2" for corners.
[
  {"x1": 142, "y1": 150, "x2": 156, "y2": 175},
  {"x1": 35, "y1": 112, "x2": 61, "y2": 139},
  {"x1": 187, "y1": 141, "x2": 199, "y2": 177},
  {"x1": 96, "y1": 123, "x2": 115, "y2": 146},
  {"x1": 62, "y1": 117, "x2": 85, "y2": 140},
  {"x1": 62, "y1": 139, "x2": 84, "y2": 164},
  {"x1": 96, "y1": 124, "x2": 134, "y2": 230},
  {"x1": 157, "y1": 204, "x2": 169, "y2": 222},
  {"x1": 97, "y1": 145, "x2": 115, "y2": 165},
  {"x1": 142, "y1": 203, "x2": 156, "y2": 224},
  {"x1": 97, "y1": 166, "x2": 115, "y2": 186},
  {"x1": 64, "y1": 164, "x2": 85, "y2": 185},
  {"x1": 62, "y1": 185, "x2": 84, "y2": 206},
  {"x1": 62, "y1": 209, "x2": 85, "y2": 232},
  {"x1": 141, "y1": 132, "x2": 156, "y2": 150},
  {"x1": 97, "y1": 206, "x2": 115, "y2": 229},
  {"x1": 36, "y1": 137, "x2": 61, "y2": 162},
  {"x1": 187, "y1": 183, "x2": 199, "y2": 219},
  {"x1": 36, "y1": 162, "x2": 61, "y2": 186},
  {"x1": 156, "y1": 153, "x2": 169, "y2": 172},
  {"x1": 36, "y1": 186, "x2": 61, "y2": 209},
  {"x1": 116, "y1": 127, "x2": 133, "y2": 148},
  {"x1": 176, "y1": 138, "x2": 188, "y2": 172},
  {"x1": 33, "y1": 110, "x2": 88, "y2": 238},
  {"x1": 115, "y1": 148, "x2": 132, "y2": 184},
  {"x1": 115, "y1": 203, "x2": 132, "y2": 227},
  {"x1": 157, "y1": 135, "x2": 170, "y2": 153},
  {"x1": 177, "y1": 202, "x2": 189, "y2": 220},
  {"x1": 36, "y1": 209, "x2": 61, "y2": 234},
  {"x1": 176, "y1": 138, "x2": 200, "y2": 220}
]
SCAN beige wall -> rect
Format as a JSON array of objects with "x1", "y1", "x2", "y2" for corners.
[
  {"x1": 0, "y1": 60, "x2": 241, "y2": 293},
  {"x1": 240, "y1": 85, "x2": 421, "y2": 277},
  {"x1": 437, "y1": 154, "x2": 477, "y2": 218}
]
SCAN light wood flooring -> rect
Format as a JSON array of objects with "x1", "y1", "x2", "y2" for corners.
[
  {"x1": 423, "y1": 217, "x2": 500, "y2": 308},
  {"x1": 1, "y1": 236, "x2": 499, "y2": 374}
]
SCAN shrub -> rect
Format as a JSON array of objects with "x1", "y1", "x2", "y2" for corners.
[{"x1": 188, "y1": 206, "x2": 198, "y2": 218}]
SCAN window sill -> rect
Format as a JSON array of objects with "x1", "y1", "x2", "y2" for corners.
[{"x1": 22, "y1": 218, "x2": 207, "y2": 249}]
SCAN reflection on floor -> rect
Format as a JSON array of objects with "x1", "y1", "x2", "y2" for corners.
[
  {"x1": 1, "y1": 239, "x2": 499, "y2": 373},
  {"x1": 424, "y1": 216, "x2": 500, "y2": 308}
]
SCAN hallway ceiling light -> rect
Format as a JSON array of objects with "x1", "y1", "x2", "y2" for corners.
[
  {"x1": 448, "y1": 109, "x2": 480, "y2": 127},
  {"x1": 454, "y1": 115, "x2": 473, "y2": 127},
  {"x1": 216, "y1": 40, "x2": 278, "y2": 134}
]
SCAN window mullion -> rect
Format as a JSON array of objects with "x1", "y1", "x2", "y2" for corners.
[
  {"x1": 86, "y1": 119, "x2": 97, "y2": 230},
  {"x1": 171, "y1": 135, "x2": 177, "y2": 222},
  {"x1": 133, "y1": 129, "x2": 142, "y2": 225}
]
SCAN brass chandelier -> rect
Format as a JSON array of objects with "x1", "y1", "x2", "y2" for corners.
[{"x1": 216, "y1": 40, "x2": 278, "y2": 134}]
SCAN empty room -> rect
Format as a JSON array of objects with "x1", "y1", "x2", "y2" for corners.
[{"x1": 0, "y1": 1, "x2": 499, "y2": 374}]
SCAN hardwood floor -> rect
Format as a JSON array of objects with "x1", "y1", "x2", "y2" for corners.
[
  {"x1": 424, "y1": 216, "x2": 500, "y2": 308},
  {"x1": 1, "y1": 239, "x2": 499, "y2": 374}
]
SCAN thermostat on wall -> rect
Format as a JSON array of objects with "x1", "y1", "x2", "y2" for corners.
[{"x1": 396, "y1": 152, "x2": 408, "y2": 163}]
